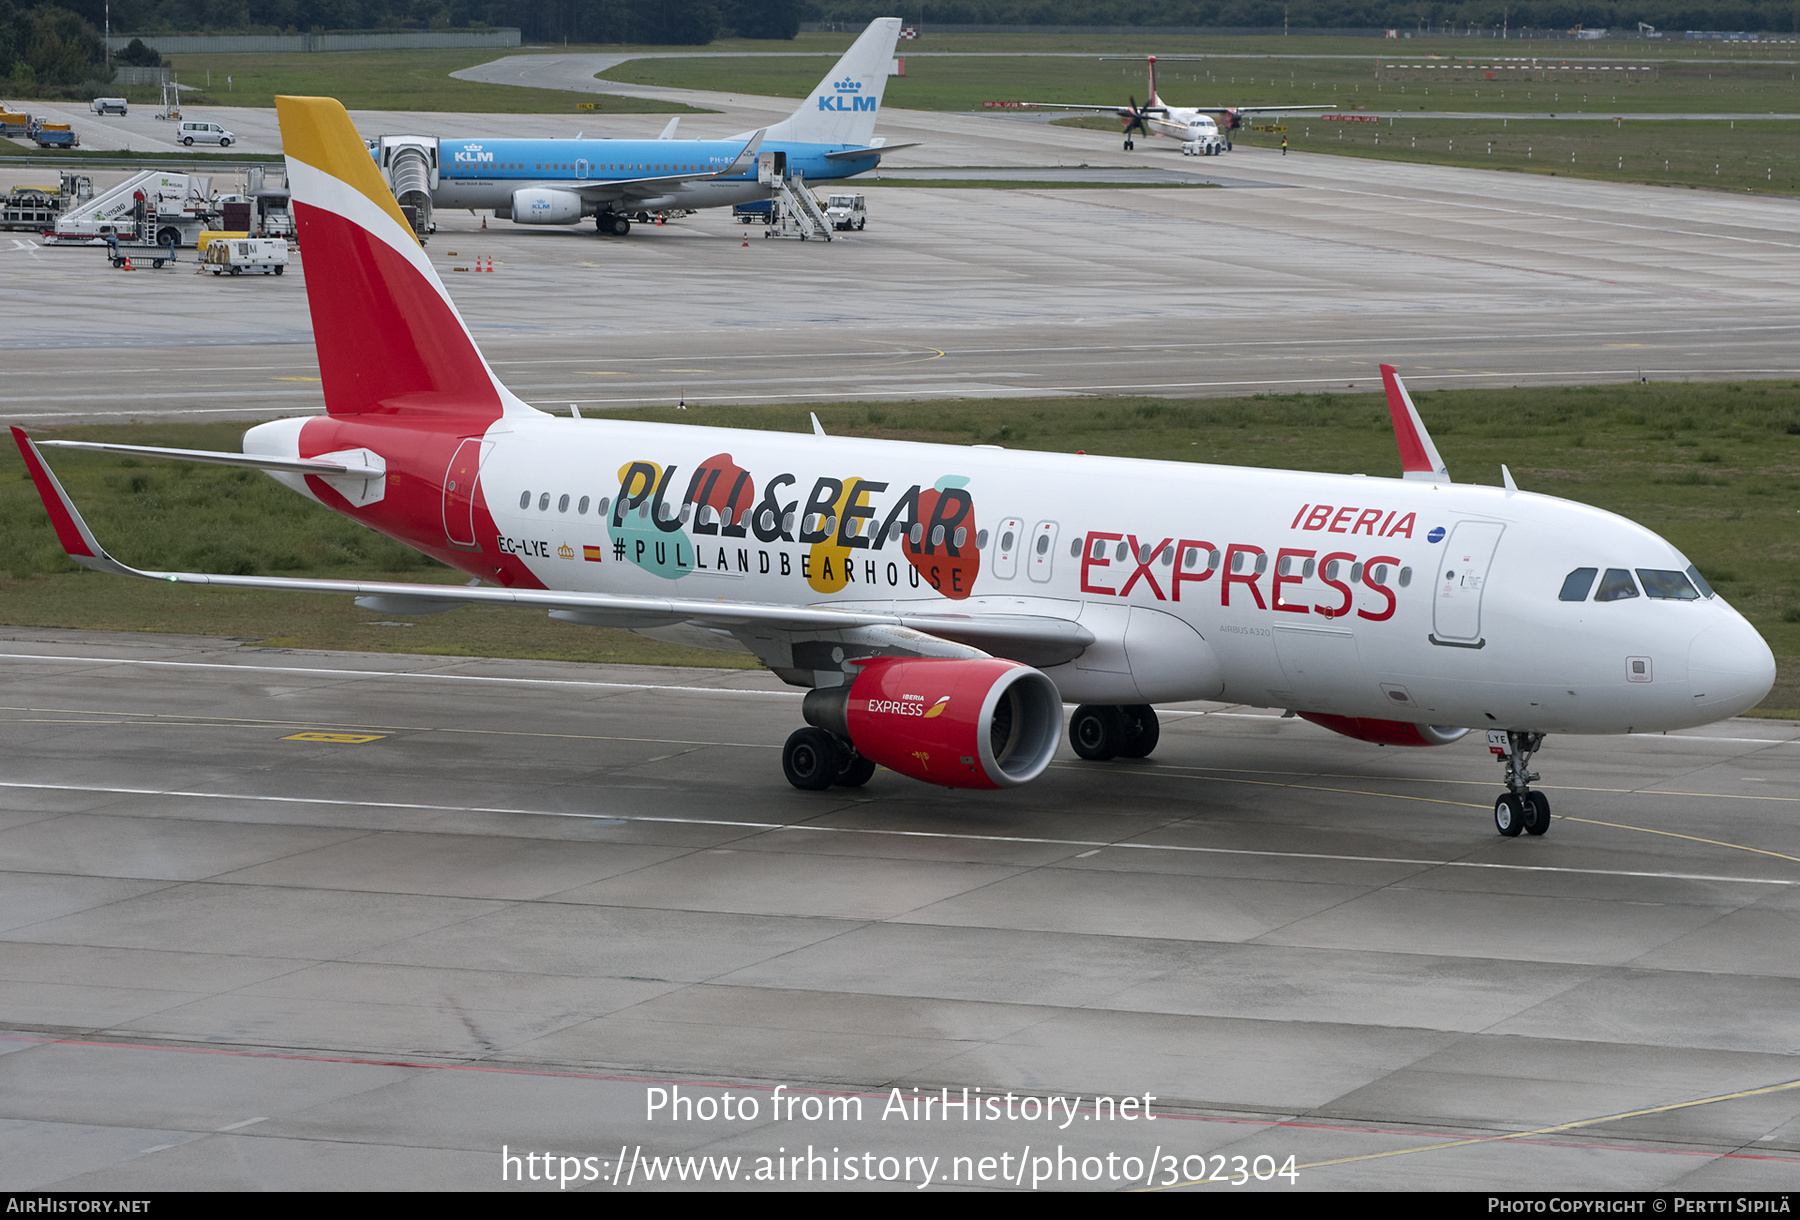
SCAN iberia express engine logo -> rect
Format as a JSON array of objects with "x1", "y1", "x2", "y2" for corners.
[{"x1": 607, "y1": 454, "x2": 979, "y2": 599}]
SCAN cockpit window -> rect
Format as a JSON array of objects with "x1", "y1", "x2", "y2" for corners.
[
  {"x1": 1638, "y1": 569, "x2": 1701, "y2": 600},
  {"x1": 1594, "y1": 568, "x2": 1639, "y2": 602},
  {"x1": 1559, "y1": 567, "x2": 1598, "y2": 601},
  {"x1": 1686, "y1": 564, "x2": 1716, "y2": 599}
]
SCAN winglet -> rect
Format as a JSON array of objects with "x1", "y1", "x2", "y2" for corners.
[
  {"x1": 719, "y1": 129, "x2": 764, "y2": 178},
  {"x1": 1379, "y1": 364, "x2": 1449, "y2": 482},
  {"x1": 11, "y1": 427, "x2": 143, "y2": 577}
]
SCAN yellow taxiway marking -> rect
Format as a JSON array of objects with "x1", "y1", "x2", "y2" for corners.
[
  {"x1": 1557, "y1": 814, "x2": 1800, "y2": 864},
  {"x1": 272, "y1": 376, "x2": 320, "y2": 382},
  {"x1": 281, "y1": 731, "x2": 387, "y2": 744}
]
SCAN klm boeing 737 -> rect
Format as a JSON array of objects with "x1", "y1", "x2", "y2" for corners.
[{"x1": 383, "y1": 18, "x2": 908, "y2": 236}]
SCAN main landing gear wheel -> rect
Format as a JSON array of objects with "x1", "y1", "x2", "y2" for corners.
[
  {"x1": 1070, "y1": 704, "x2": 1127, "y2": 761},
  {"x1": 1524, "y1": 791, "x2": 1552, "y2": 836},
  {"x1": 834, "y1": 750, "x2": 877, "y2": 788},
  {"x1": 1494, "y1": 793, "x2": 1525, "y2": 838},
  {"x1": 599, "y1": 214, "x2": 629, "y2": 236},
  {"x1": 782, "y1": 727, "x2": 840, "y2": 791},
  {"x1": 1117, "y1": 705, "x2": 1160, "y2": 759}
]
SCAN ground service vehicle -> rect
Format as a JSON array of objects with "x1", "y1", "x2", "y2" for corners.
[
  {"x1": 14, "y1": 96, "x2": 1776, "y2": 838},
  {"x1": 203, "y1": 237, "x2": 288, "y2": 275},
  {"x1": 92, "y1": 98, "x2": 127, "y2": 116},
  {"x1": 826, "y1": 194, "x2": 866, "y2": 230},
  {"x1": 178, "y1": 120, "x2": 234, "y2": 146}
]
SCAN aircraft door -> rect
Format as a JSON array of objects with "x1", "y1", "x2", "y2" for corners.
[
  {"x1": 1025, "y1": 520, "x2": 1059, "y2": 583},
  {"x1": 991, "y1": 517, "x2": 1024, "y2": 579},
  {"x1": 441, "y1": 438, "x2": 490, "y2": 550},
  {"x1": 1432, "y1": 520, "x2": 1505, "y2": 646}
]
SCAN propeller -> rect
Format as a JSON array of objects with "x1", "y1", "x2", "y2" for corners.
[{"x1": 1122, "y1": 95, "x2": 1153, "y2": 140}]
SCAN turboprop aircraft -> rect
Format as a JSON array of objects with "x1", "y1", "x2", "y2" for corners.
[
  {"x1": 380, "y1": 17, "x2": 915, "y2": 236},
  {"x1": 14, "y1": 96, "x2": 1775, "y2": 838},
  {"x1": 1023, "y1": 55, "x2": 1335, "y2": 155}
]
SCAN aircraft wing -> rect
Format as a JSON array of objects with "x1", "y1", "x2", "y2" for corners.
[
  {"x1": 572, "y1": 129, "x2": 763, "y2": 202},
  {"x1": 13, "y1": 428, "x2": 1092, "y2": 668},
  {"x1": 1019, "y1": 103, "x2": 1168, "y2": 116},
  {"x1": 1198, "y1": 104, "x2": 1338, "y2": 114}
]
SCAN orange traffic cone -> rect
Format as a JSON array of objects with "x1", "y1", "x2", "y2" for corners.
[{"x1": 481, "y1": 214, "x2": 487, "y2": 229}]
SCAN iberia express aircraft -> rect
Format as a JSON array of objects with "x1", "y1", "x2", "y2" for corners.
[{"x1": 14, "y1": 98, "x2": 1775, "y2": 837}]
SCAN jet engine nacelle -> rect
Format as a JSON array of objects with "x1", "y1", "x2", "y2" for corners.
[
  {"x1": 1298, "y1": 712, "x2": 1469, "y2": 748},
  {"x1": 510, "y1": 188, "x2": 583, "y2": 225},
  {"x1": 803, "y1": 657, "x2": 1063, "y2": 789}
]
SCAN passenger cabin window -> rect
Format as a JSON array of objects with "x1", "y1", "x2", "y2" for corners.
[
  {"x1": 1559, "y1": 567, "x2": 1598, "y2": 601},
  {"x1": 1594, "y1": 568, "x2": 1639, "y2": 602},
  {"x1": 1638, "y1": 569, "x2": 1700, "y2": 600}
]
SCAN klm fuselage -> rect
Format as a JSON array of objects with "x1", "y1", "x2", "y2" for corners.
[{"x1": 433, "y1": 138, "x2": 880, "y2": 211}]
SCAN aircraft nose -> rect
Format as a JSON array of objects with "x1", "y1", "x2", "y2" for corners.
[{"x1": 1688, "y1": 618, "x2": 1777, "y2": 718}]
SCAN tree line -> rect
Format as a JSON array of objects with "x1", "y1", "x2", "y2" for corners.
[{"x1": 3, "y1": 0, "x2": 1795, "y2": 86}]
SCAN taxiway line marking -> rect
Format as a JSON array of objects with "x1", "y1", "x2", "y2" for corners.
[
  {"x1": 1555, "y1": 815, "x2": 1800, "y2": 865},
  {"x1": 0, "y1": 652, "x2": 796, "y2": 698},
  {"x1": 1280, "y1": 1076, "x2": 1800, "y2": 1179},
  {"x1": 0, "y1": 779, "x2": 1789, "y2": 887}
]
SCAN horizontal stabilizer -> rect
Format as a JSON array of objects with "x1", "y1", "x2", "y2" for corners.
[{"x1": 36, "y1": 439, "x2": 382, "y2": 478}]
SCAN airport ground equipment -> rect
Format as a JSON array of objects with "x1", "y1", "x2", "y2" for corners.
[
  {"x1": 28, "y1": 120, "x2": 77, "y2": 149},
  {"x1": 101, "y1": 231, "x2": 180, "y2": 268},
  {"x1": 373, "y1": 134, "x2": 436, "y2": 237},
  {"x1": 91, "y1": 97, "x2": 127, "y2": 116},
  {"x1": 48, "y1": 170, "x2": 219, "y2": 248},
  {"x1": 0, "y1": 110, "x2": 28, "y2": 136},
  {"x1": 761, "y1": 163, "x2": 832, "y2": 241},
  {"x1": 825, "y1": 193, "x2": 867, "y2": 231},
  {"x1": 203, "y1": 237, "x2": 288, "y2": 276},
  {"x1": 1, "y1": 183, "x2": 63, "y2": 231}
]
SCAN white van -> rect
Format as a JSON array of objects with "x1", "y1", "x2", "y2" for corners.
[
  {"x1": 91, "y1": 97, "x2": 127, "y2": 116},
  {"x1": 178, "y1": 120, "x2": 234, "y2": 147},
  {"x1": 825, "y1": 193, "x2": 866, "y2": 231}
]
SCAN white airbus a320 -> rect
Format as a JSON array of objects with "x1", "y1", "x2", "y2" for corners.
[{"x1": 15, "y1": 96, "x2": 1774, "y2": 838}]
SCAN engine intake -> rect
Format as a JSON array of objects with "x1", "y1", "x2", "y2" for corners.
[{"x1": 804, "y1": 657, "x2": 1063, "y2": 789}]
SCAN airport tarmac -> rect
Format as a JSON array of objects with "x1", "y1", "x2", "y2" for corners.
[
  {"x1": 4, "y1": 63, "x2": 1799, "y2": 1192},
  {"x1": 0, "y1": 627, "x2": 1795, "y2": 1190},
  {"x1": 4, "y1": 137, "x2": 1799, "y2": 423}
]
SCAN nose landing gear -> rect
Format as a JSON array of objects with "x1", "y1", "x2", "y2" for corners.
[{"x1": 1490, "y1": 730, "x2": 1550, "y2": 837}]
